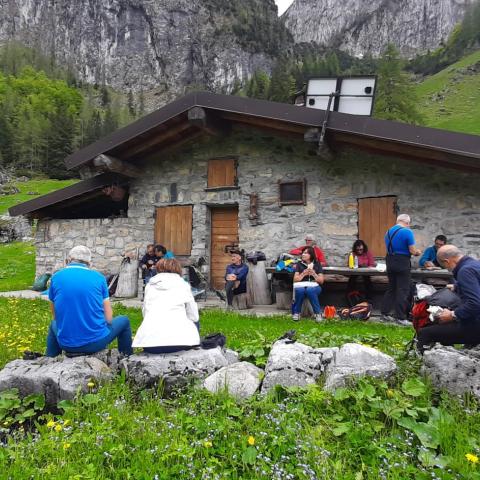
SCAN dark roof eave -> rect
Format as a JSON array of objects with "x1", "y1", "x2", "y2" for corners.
[{"x1": 64, "y1": 91, "x2": 480, "y2": 171}]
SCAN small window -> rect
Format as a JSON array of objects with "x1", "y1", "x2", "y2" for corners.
[
  {"x1": 279, "y1": 179, "x2": 306, "y2": 205},
  {"x1": 207, "y1": 159, "x2": 236, "y2": 188}
]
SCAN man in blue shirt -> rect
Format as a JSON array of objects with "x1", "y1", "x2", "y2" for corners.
[
  {"x1": 46, "y1": 245, "x2": 133, "y2": 357},
  {"x1": 417, "y1": 245, "x2": 480, "y2": 352},
  {"x1": 419, "y1": 235, "x2": 447, "y2": 268},
  {"x1": 381, "y1": 214, "x2": 421, "y2": 324},
  {"x1": 225, "y1": 249, "x2": 249, "y2": 310}
]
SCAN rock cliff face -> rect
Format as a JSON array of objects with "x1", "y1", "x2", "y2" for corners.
[
  {"x1": 0, "y1": 0, "x2": 288, "y2": 103},
  {"x1": 283, "y1": 0, "x2": 471, "y2": 57}
]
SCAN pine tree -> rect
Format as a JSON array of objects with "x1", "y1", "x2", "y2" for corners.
[
  {"x1": 268, "y1": 60, "x2": 296, "y2": 103},
  {"x1": 374, "y1": 44, "x2": 423, "y2": 125}
]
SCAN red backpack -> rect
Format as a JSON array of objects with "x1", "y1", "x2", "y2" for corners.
[{"x1": 411, "y1": 301, "x2": 431, "y2": 333}]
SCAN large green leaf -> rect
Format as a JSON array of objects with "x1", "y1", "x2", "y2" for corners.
[{"x1": 402, "y1": 378, "x2": 426, "y2": 397}]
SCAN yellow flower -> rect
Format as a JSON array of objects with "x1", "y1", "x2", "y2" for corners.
[
  {"x1": 63, "y1": 443, "x2": 71, "y2": 450},
  {"x1": 247, "y1": 436, "x2": 255, "y2": 446},
  {"x1": 466, "y1": 453, "x2": 479, "y2": 464},
  {"x1": 386, "y1": 389, "x2": 395, "y2": 398},
  {"x1": 46, "y1": 420, "x2": 56, "y2": 428},
  {"x1": 87, "y1": 381, "x2": 95, "y2": 388},
  {"x1": 63, "y1": 420, "x2": 71, "y2": 427},
  {"x1": 203, "y1": 441, "x2": 213, "y2": 448},
  {"x1": 54, "y1": 424, "x2": 63, "y2": 432}
]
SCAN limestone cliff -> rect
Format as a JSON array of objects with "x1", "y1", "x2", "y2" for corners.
[
  {"x1": 283, "y1": 0, "x2": 471, "y2": 57},
  {"x1": 0, "y1": 0, "x2": 289, "y2": 103}
]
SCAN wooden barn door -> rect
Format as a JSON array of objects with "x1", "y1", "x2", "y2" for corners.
[
  {"x1": 358, "y1": 196, "x2": 397, "y2": 257},
  {"x1": 155, "y1": 205, "x2": 193, "y2": 255},
  {"x1": 210, "y1": 207, "x2": 239, "y2": 290}
]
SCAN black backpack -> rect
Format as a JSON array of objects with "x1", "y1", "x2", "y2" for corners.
[{"x1": 201, "y1": 333, "x2": 226, "y2": 349}]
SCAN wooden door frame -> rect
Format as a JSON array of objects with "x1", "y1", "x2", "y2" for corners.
[{"x1": 208, "y1": 204, "x2": 239, "y2": 289}]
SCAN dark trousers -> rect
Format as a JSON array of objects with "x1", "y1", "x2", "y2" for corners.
[
  {"x1": 417, "y1": 321, "x2": 480, "y2": 352},
  {"x1": 347, "y1": 275, "x2": 373, "y2": 300},
  {"x1": 381, "y1": 254, "x2": 411, "y2": 320},
  {"x1": 226, "y1": 280, "x2": 242, "y2": 306}
]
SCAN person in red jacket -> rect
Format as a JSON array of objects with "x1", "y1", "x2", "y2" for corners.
[{"x1": 289, "y1": 234, "x2": 327, "y2": 266}]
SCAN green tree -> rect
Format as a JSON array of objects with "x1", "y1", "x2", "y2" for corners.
[
  {"x1": 268, "y1": 60, "x2": 296, "y2": 103},
  {"x1": 374, "y1": 44, "x2": 423, "y2": 124}
]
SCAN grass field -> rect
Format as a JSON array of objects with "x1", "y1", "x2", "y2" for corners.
[
  {"x1": 0, "y1": 298, "x2": 479, "y2": 479},
  {"x1": 416, "y1": 50, "x2": 480, "y2": 135},
  {"x1": 0, "y1": 241, "x2": 35, "y2": 291}
]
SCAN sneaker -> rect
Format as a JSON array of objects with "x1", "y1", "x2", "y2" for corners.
[
  {"x1": 380, "y1": 314, "x2": 396, "y2": 323},
  {"x1": 292, "y1": 313, "x2": 300, "y2": 321},
  {"x1": 395, "y1": 319, "x2": 412, "y2": 327},
  {"x1": 315, "y1": 313, "x2": 324, "y2": 323}
]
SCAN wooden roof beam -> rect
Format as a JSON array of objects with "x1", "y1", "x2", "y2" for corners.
[
  {"x1": 93, "y1": 154, "x2": 143, "y2": 178},
  {"x1": 188, "y1": 106, "x2": 231, "y2": 136}
]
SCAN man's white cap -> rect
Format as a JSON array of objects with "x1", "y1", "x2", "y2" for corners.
[
  {"x1": 305, "y1": 234, "x2": 315, "y2": 241},
  {"x1": 68, "y1": 245, "x2": 92, "y2": 264}
]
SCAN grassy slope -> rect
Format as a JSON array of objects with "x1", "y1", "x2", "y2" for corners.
[
  {"x1": 416, "y1": 49, "x2": 480, "y2": 135},
  {"x1": 0, "y1": 241, "x2": 35, "y2": 291},
  {"x1": 0, "y1": 177, "x2": 76, "y2": 215}
]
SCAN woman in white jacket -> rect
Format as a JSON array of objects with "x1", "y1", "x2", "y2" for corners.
[{"x1": 133, "y1": 258, "x2": 200, "y2": 353}]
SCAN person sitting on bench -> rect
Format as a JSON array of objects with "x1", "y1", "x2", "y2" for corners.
[
  {"x1": 46, "y1": 245, "x2": 133, "y2": 357},
  {"x1": 292, "y1": 246, "x2": 324, "y2": 322},
  {"x1": 133, "y1": 258, "x2": 200, "y2": 354},
  {"x1": 225, "y1": 249, "x2": 249, "y2": 310}
]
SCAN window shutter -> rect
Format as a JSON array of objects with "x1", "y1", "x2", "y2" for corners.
[
  {"x1": 155, "y1": 205, "x2": 193, "y2": 256},
  {"x1": 207, "y1": 159, "x2": 236, "y2": 187}
]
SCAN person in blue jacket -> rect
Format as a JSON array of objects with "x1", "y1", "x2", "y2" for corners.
[
  {"x1": 419, "y1": 235, "x2": 447, "y2": 268},
  {"x1": 225, "y1": 249, "x2": 249, "y2": 309},
  {"x1": 417, "y1": 245, "x2": 480, "y2": 352}
]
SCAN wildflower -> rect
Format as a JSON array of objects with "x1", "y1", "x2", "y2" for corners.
[
  {"x1": 386, "y1": 389, "x2": 395, "y2": 398},
  {"x1": 63, "y1": 443, "x2": 71, "y2": 450},
  {"x1": 63, "y1": 419, "x2": 71, "y2": 427},
  {"x1": 87, "y1": 381, "x2": 95, "y2": 388},
  {"x1": 248, "y1": 435, "x2": 255, "y2": 446},
  {"x1": 54, "y1": 424, "x2": 63, "y2": 432},
  {"x1": 466, "y1": 453, "x2": 479, "y2": 464},
  {"x1": 203, "y1": 441, "x2": 213, "y2": 448},
  {"x1": 46, "y1": 420, "x2": 56, "y2": 429}
]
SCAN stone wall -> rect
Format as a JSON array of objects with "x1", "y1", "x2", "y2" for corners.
[{"x1": 35, "y1": 127, "x2": 479, "y2": 275}]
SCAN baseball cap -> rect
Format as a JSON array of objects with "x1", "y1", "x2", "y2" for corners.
[{"x1": 305, "y1": 234, "x2": 315, "y2": 241}]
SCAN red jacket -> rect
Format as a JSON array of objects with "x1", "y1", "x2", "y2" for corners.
[{"x1": 289, "y1": 245, "x2": 327, "y2": 266}]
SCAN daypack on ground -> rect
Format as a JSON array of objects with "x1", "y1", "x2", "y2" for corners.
[
  {"x1": 339, "y1": 302, "x2": 372, "y2": 321},
  {"x1": 201, "y1": 333, "x2": 226, "y2": 349},
  {"x1": 32, "y1": 273, "x2": 51, "y2": 292}
]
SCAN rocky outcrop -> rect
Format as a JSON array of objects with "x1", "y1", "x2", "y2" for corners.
[
  {"x1": 261, "y1": 339, "x2": 338, "y2": 393},
  {"x1": 0, "y1": 355, "x2": 114, "y2": 406},
  {"x1": 283, "y1": 0, "x2": 470, "y2": 57},
  {"x1": 0, "y1": 0, "x2": 288, "y2": 107},
  {"x1": 121, "y1": 347, "x2": 239, "y2": 391},
  {"x1": 422, "y1": 345, "x2": 480, "y2": 399},
  {"x1": 203, "y1": 361, "x2": 263, "y2": 400},
  {"x1": 324, "y1": 343, "x2": 397, "y2": 390}
]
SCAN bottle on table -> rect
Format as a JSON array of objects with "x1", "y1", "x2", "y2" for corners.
[
  {"x1": 354, "y1": 255, "x2": 359, "y2": 269},
  {"x1": 348, "y1": 252, "x2": 355, "y2": 269}
]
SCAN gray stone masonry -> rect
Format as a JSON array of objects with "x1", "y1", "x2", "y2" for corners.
[{"x1": 35, "y1": 127, "x2": 479, "y2": 276}]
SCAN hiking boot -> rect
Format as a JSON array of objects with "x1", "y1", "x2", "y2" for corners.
[
  {"x1": 292, "y1": 313, "x2": 300, "y2": 321},
  {"x1": 315, "y1": 313, "x2": 324, "y2": 323}
]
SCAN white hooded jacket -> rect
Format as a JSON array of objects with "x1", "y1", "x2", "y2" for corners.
[{"x1": 132, "y1": 272, "x2": 200, "y2": 348}]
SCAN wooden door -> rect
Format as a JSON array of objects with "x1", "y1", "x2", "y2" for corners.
[
  {"x1": 210, "y1": 207, "x2": 239, "y2": 290},
  {"x1": 358, "y1": 196, "x2": 397, "y2": 257},
  {"x1": 155, "y1": 205, "x2": 193, "y2": 255}
]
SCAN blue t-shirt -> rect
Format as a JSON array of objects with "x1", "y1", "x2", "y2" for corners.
[
  {"x1": 384, "y1": 225, "x2": 415, "y2": 256},
  {"x1": 49, "y1": 263, "x2": 110, "y2": 348}
]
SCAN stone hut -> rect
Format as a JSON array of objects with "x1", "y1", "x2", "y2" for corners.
[{"x1": 9, "y1": 92, "x2": 480, "y2": 290}]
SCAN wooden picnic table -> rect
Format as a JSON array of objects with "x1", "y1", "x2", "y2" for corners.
[{"x1": 266, "y1": 266, "x2": 453, "y2": 280}]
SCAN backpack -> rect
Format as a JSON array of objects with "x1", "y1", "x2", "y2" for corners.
[
  {"x1": 201, "y1": 333, "x2": 226, "y2": 349},
  {"x1": 339, "y1": 302, "x2": 372, "y2": 321},
  {"x1": 246, "y1": 251, "x2": 267, "y2": 265},
  {"x1": 346, "y1": 290, "x2": 367, "y2": 307},
  {"x1": 32, "y1": 273, "x2": 51, "y2": 292},
  {"x1": 323, "y1": 305, "x2": 337, "y2": 319},
  {"x1": 411, "y1": 300, "x2": 431, "y2": 333}
]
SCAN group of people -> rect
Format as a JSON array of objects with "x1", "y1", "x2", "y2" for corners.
[
  {"x1": 46, "y1": 245, "x2": 200, "y2": 358},
  {"x1": 139, "y1": 243, "x2": 174, "y2": 284}
]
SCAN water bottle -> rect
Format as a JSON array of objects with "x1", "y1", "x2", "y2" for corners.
[
  {"x1": 348, "y1": 253, "x2": 355, "y2": 269},
  {"x1": 354, "y1": 255, "x2": 359, "y2": 269}
]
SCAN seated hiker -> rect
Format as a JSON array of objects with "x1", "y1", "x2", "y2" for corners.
[
  {"x1": 132, "y1": 258, "x2": 200, "y2": 353},
  {"x1": 417, "y1": 245, "x2": 480, "y2": 353},
  {"x1": 139, "y1": 243, "x2": 157, "y2": 283},
  {"x1": 144, "y1": 244, "x2": 175, "y2": 284},
  {"x1": 225, "y1": 249, "x2": 249, "y2": 310},
  {"x1": 346, "y1": 240, "x2": 376, "y2": 302},
  {"x1": 289, "y1": 234, "x2": 327, "y2": 266},
  {"x1": 46, "y1": 245, "x2": 133, "y2": 357},
  {"x1": 292, "y1": 246, "x2": 324, "y2": 322},
  {"x1": 419, "y1": 235, "x2": 447, "y2": 268}
]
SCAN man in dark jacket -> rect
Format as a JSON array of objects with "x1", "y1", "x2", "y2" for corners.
[
  {"x1": 417, "y1": 245, "x2": 480, "y2": 352},
  {"x1": 225, "y1": 249, "x2": 249, "y2": 309}
]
